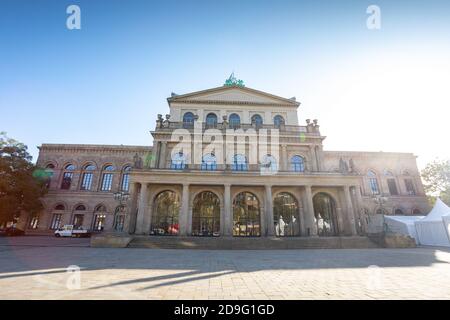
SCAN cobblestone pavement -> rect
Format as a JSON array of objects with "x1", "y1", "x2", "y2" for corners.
[{"x1": 1, "y1": 237, "x2": 450, "y2": 299}]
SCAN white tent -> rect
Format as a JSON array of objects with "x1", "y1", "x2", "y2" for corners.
[
  {"x1": 415, "y1": 198, "x2": 450, "y2": 247},
  {"x1": 384, "y1": 215, "x2": 424, "y2": 244}
]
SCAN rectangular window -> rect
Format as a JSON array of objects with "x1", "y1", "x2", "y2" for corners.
[
  {"x1": 101, "y1": 173, "x2": 113, "y2": 191},
  {"x1": 369, "y1": 178, "x2": 380, "y2": 195},
  {"x1": 121, "y1": 173, "x2": 130, "y2": 191},
  {"x1": 61, "y1": 172, "x2": 73, "y2": 190},
  {"x1": 405, "y1": 179, "x2": 416, "y2": 195},
  {"x1": 50, "y1": 214, "x2": 62, "y2": 230},
  {"x1": 28, "y1": 215, "x2": 39, "y2": 229},
  {"x1": 80, "y1": 172, "x2": 93, "y2": 190},
  {"x1": 72, "y1": 214, "x2": 84, "y2": 228},
  {"x1": 387, "y1": 178, "x2": 399, "y2": 195},
  {"x1": 92, "y1": 214, "x2": 106, "y2": 231}
]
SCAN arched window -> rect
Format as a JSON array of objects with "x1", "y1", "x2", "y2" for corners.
[
  {"x1": 274, "y1": 115, "x2": 285, "y2": 128},
  {"x1": 233, "y1": 192, "x2": 261, "y2": 237},
  {"x1": 92, "y1": 205, "x2": 107, "y2": 231},
  {"x1": 367, "y1": 170, "x2": 380, "y2": 195},
  {"x1": 121, "y1": 166, "x2": 131, "y2": 191},
  {"x1": 61, "y1": 164, "x2": 75, "y2": 190},
  {"x1": 232, "y1": 154, "x2": 248, "y2": 171},
  {"x1": 201, "y1": 153, "x2": 217, "y2": 171},
  {"x1": 80, "y1": 164, "x2": 96, "y2": 191},
  {"x1": 54, "y1": 204, "x2": 65, "y2": 211},
  {"x1": 251, "y1": 114, "x2": 263, "y2": 128},
  {"x1": 291, "y1": 155, "x2": 305, "y2": 172},
  {"x1": 182, "y1": 112, "x2": 195, "y2": 129},
  {"x1": 114, "y1": 205, "x2": 126, "y2": 231},
  {"x1": 205, "y1": 113, "x2": 218, "y2": 128},
  {"x1": 394, "y1": 208, "x2": 404, "y2": 215},
  {"x1": 261, "y1": 154, "x2": 277, "y2": 172},
  {"x1": 192, "y1": 191, "x2": 220, "y2": 236},
  {"x1": 413, "y1": 208, "x2": 422, "y2": 215},
  {"x1": 273, "y1": 192, "x2": 300, "y2": 237},
  {"x1": 171, "y1": 152, "x2": 186, "y2": 170},
  {"x1": 229, "y1": 113, "x2": 241, "y2": 129},
  {"x1": 75, "y1": 205, "x2": 86, "y2": 211},
  {"x1": 100, "y1": 165, "x2": 115, "y2": 191},
  {"x1": 150, "y1": 191, "x2": 180, "y2": 235},
  {"x1": 313, "y1": 193, "x2": 339, "y2": 236}
]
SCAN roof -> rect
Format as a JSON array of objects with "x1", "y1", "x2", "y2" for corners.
[{"x1": 167, "y1": 85, "x2": 300, "y2": 107}]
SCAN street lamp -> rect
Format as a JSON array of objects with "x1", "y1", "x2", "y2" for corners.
[{"x1": 113, "y1": 191, "x2": 130, "y2": 232}]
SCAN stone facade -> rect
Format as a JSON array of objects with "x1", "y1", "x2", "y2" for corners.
[{"x1": 30, "y1": 85, "x2": 429, "y2": 237}]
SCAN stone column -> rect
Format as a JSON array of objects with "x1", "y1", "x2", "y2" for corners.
[
  {"x1": 135, "y1": 183, "x2": 148, "y2": 234},
  {"x1": 224, "y1": 184, "x2": 232, "y2": 236},
  {"x1": 265, "y1": 185, "x2": 274, "y2": 236},
  {"x1": 344, "y1": 186, "x2": 357, "y2": 235},
  {"x1": 354, "y1": 186, "x2": 364, "y2": 234},
  {"x1": 125, "y1": 182, "x2": 139, "y2": 234},
  {"x1": 159, "y1": 141, "x2": 167, "y2": 169},
  {"x1": 179, "y1": 184, "x2": 189, "y2": 236},
  {"x1": 281, "y1": 144, "x2": 288, "y2": 171},
  {"x1": 304, "y1": 185, "x2": 317, "y2": 236}
]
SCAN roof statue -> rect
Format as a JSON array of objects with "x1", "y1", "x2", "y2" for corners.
[{"x1": 224, "y1": 72, "x2": 245, "y2": 87}]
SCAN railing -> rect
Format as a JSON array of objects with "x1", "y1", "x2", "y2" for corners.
[{"x1": 156, "y1": 121, "x2": 317, "y2": 134}]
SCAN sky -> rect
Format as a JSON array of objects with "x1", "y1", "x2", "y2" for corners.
[{"x1": 1, "y1": 0, "x2": 450, "y2": 169}]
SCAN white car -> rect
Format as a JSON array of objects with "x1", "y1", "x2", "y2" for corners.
[{"x1": 54, "y1": 225, "x2": 91, "y2": 238}]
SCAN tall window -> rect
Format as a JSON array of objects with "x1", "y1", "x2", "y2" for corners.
[
  {"x1": 28, "y1": 214, "x2": 39, "y2": 229},
  {"x1": 182, "y1": 112, "x2": 194, "y2": 129},
  {"x1": 80, "y1": 164, "x2": 95, "y2": 190},
  {"x1": 251, "y1": 114, "x2": 263, "y2": 128},
  {"x1": 274, "y1": 115, "x2": 285, "y2": 128},
  {"x1": 171, "y1": 152, "x2": 186, "y2": 170},
  {"x1": 192, "y1": 192, "x2": 220, "y2": 236},
  {"x1": 205, "y1": 113, "x2": 218, "y2": 128},
  {"x1": 201, "y1": 153, "x2": 217, "y2": 171},
  {"x1": 121, "y1": 166, "x2": 131, "y2": 191},
  {"x1": 100, "y1": 165, "x2": 115, "y2": 191},
  {"x1": 232, "y1": 154, "x2": 248, "y2": 171},
  {"x1": 368, "y1": 170, "x2": 380, "y2": 195},
  {"x1": 291, "y1": 155, "x2": 305, "y2": 172},
  {"x1": 44, "y1": 164, "x2": 55, "y2": 188},
  {"x1": 229, "y1": 113, "x2": 241, "y2": 129},
  {"x1": 61, "y1": 164, "x2": 75, "y2": 190},
  {"x1": 273, "y1": 193, "x2": 300, "y2": 237},
  {"x1": 387, "y1": 179, "x2": 398, "y2": 195},
  {"x1": 50, "y1": 214, "x2": 63, "y2": 230},
  {"x1": 233, "y1": 192, "x2": 261, "y2": 237},
  {"x1": 73, "y1": 205, "x2": 86, "y2": 228},
  {"x1": 405, "y1": 179, "x2": 416, "y2": 195},
  {"x1": 150, "y1": 191, "x2": 180, "y2": 236},
  {"x1": 92, "y1": 205, "x2": 107, "y2": 231}
]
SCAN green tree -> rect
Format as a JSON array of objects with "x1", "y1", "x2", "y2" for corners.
[
  {"x1": 421, "y1": 159, "x2": 450, "y2": 205},
  {"x1": 0, "y1": 132, "x2": 48, "y2": 226}
]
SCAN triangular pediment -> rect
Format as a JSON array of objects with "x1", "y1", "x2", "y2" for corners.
[{"x1": 168, "y1": 86, "x2": 299, "y2": 106}]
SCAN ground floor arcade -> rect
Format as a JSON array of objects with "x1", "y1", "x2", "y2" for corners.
[{"x1": 127, "y1": 172, "x2": 365, "y2": 237}]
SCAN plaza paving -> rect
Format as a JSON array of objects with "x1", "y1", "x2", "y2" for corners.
[{"x1": 0, "y1": 236, "x2": 450, "y2": 299}]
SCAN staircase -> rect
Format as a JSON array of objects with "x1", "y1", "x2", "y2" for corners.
[{"x1": 128, "y1": 235, "x2": 380, "y2": 250}]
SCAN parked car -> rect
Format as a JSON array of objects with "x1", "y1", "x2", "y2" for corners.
[
  {"x1": 54, "y1": 225, "x2": 91, "y2": 238},
  {"x1": 0, "y1": 227, "x2": 25, "y2": 237}
]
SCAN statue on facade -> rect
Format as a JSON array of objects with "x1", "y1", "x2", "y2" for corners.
[
  {"x1": 349, "y1": 158, "x2": 356, "y2": 173},
  {"x1": 156, "y1": 114, "x2": 163, "y2": 128},
  {"x1": 339, "y1": 157, "x2": 349, "y2": 174},
  {"x1": 162, "y1": 114, "x2": 171, "y2": 128}
]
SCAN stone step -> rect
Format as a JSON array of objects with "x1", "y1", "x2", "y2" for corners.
[{"x1": 128, "y1": 236, "x2": 379, "y2": 250}]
